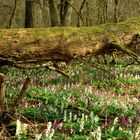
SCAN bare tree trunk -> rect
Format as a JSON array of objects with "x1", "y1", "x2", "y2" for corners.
[
  {"x1": 97, "y1": 0, "x2": 108, "y2": 24},
  {"x1": 59, "y1": 0, "x2": 69, "y2": 26},
  {"x1": 12, "y1": 77, "x2": 31, "y2": 110},
  {"x1": 114, "y1": 0, "x2": 120, "y2": 23},
  {"x1": 10, "y1": 0, "x2": 26, "y2": 28},
  {"x1": 25, "y1": 0, "x2": 44, "y2": 28},
  {"x1": 8, "y1": 0, "x2": 17, "y2": 28},
  {"x1": 77, "y1": 0, "x2": 87, "y2": 27},
  {"x1": 25, "y1": 0, "x2": 33, "y2": 27},
  {"x1": 0, "y1": 0, "x2": 25, "y2": 28},
  {"x1": 85, "y1": 0, "x2": 91, "y2": 26},
  {"x1": 48, "y1": 0, "x2": 59, "y2": 27},
  {"x1": 66, "y1": 0, "x2": 73, "y2": 26}
]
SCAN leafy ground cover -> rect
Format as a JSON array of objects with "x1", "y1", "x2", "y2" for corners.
[{"x1": 0, "y1": 56, "x2": 140, "y2": 140}]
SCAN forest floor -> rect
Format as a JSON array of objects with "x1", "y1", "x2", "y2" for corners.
[{"x1": 0, "y1": 55, "x2": 140, "y2": 140}]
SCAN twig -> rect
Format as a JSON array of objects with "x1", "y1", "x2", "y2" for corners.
[
  {"x1": 110, "y1": 42, "x2": 140, "y2": 64},
  {"x1": 2, "y1": 124, "x2": 11, "y2": 137},
  {"x1": 14, "y1": 63, "x2": 70, "y2": 78},
  {"x1": 66, "y1": 0, "x2": 85, "y2": 26},
  {"x1": 0, "y1": 73, "x2": 6, "y2": 117},
  {"x1": 12, "y1": 77, "x2": 31, "y2": 111},
  {"x1": 79, "y1": 58, "x2": 109, "y2": 72},
  {"x1": 18, "y1": 114, "x2": 34, "y2": 128},
  {"x1": 46, "y1": 65, "x2": 70, "y2": 78}
]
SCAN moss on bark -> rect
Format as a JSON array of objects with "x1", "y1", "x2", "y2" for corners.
[{"x1": 0, "y1": 18, "x2": 140, "y2": 67}]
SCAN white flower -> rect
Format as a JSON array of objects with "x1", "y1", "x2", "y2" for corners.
[
  {"x1": 94, "y1": 115, "x2": 99, "y2": 124},
  {"x1": 119, "y1": 127, "x2": 123, "y2": 131},
  {"x1": 58, "y1": 122, "x2": 63, "y2": 129},
  {"x1": 45, "y1": 122, "x2": 55, "y2": 140},
  {"x1": 35, "y1": 134, "x2": 42, "y2": 140},
  {"x1": 73, "y1": 114, "x2": 77, "y2": 121},
  {"x1": 63, "y1": 110, "x2": 67, "y2": 122},
  {"x1": 113, "y1": 117, "x2": 118, "y2": 125},
  {"x1": 70, "y1": 128, "x2": 74, "y2": 134},
  {"x1": 47, "y1": 122, "x2": 52, "y2": 130},
  {"x1": 134, "y1": 126, "x2": 140, "y2": 139},
  {"x1": 85, "y1": 86, "x2": 92, "y2": 94},
  {"x1": 85, "y1": 115, "x2": 88, "y2": 121},
  {"x1": 110, "y1": 126, "x2": 115, "y2": 132},
  {"x1": 90, "y1": 111, "x2": 94, "y2": 122},
  {"x1": 45, "y1": 122, "x2": 52, "y2": 138},
  {"x1": 16, "y1": 119, "x2": 21, "y2": 136},
  {"x1": 90, "y1": 126, "x2": 101, "y2": 140},
  {"x1": 79, "y1": 113, "x2": 85, "y2": 132},
  {"x1": 120, "y1": 73, "x2": 123, "y2": 77},
  {"x1": 69, "y1": 111, "x2": 72, "y2": 122},
  {"x1": 48, "y1": 129, "x2": 55, "y2": 140},
  {"x1": 85, "y1": 99, "x2": 88, "y2": 107},
  {"x1": 16, "y1": 119, "x2": 28, "y2": 136},
  {"x1": 96, "y1": 126, "x2": 102, "y2": 140},
  {"x1": 90, "y1": 131, "x2": 96, "y2": 138}
]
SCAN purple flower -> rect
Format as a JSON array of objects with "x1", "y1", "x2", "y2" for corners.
[{"x1": 120, "y1": 116, "x2": 129, "y2": 128}]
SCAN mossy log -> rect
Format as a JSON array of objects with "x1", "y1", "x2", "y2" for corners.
[{"x1": 0, "y1": 18, "x2": 140, "y2": 68}]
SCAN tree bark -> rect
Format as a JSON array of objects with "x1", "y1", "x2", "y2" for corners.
[
  {"x1": 25, "y1": 0, "x2": 44, "y2": 28},
  {"x1": 0, "y1": 18, "x2": 140, "y2": 68},
  {"x1": 59, "y1": 0, "x2": 69, "y2": 26},
  {"x1": 77, "y1": 0, "x2": 87, "y2": 27},
  {"x1": 97, "y1": 0, "x2": 108, "y2": 24},
  {"x1": 48, "y1": 0, "x2": 59, "y2": 27},
  {"x1": 114, "y1": 0, "x2": 120, "y2": 23},
  {"x1": 66, "y1": 0, "x2": 73, "y2": 26}
]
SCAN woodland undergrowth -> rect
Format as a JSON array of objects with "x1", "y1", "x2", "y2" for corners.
[{"x1": 0, "y1": 55, "x2": 140, "y2": 140}]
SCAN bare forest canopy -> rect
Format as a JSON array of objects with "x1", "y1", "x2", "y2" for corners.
[
  {"x1": 0, "y1": 17, "x2": 140, "y2": 69},
  {"x1": 0, "y1": 0, "x2": 140, "y2": 28}
]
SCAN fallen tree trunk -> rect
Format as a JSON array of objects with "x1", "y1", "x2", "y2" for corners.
[{"x1": 0, "y1": 18, "x2": 140, "y2": 68}]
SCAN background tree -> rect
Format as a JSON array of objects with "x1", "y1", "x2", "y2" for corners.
[
  {"x1": 97, "y1": 0, "x2": 108, "y2": 24},
  {"x1": 48, "y1": 0, "x2": 59, "y2": 27},
  {"x1": 113, "y1": 0, "x2": 120, "y2": 23},
  {"x1": 77, "y1": 0, "x2": 87, "y2": 27},
  {"x1": 0, "y1": 0, "x2": 140, "y2": 28},
  {"x1": 25, "y1": 0, "x2": 44, "y2": 28},
  {"x1": 59, "y1": 0, "x2": 70, "y2": 26}
]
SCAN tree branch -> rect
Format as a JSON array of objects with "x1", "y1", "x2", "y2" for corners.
[
  {"x1": 11, "y1": 77, "x2": 31, "y2": 111},
  {"x1": 0, "y1": 73, "x2": 6, "y2": 117}
]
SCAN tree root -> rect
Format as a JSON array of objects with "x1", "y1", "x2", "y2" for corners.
[{"x1": 106, "y1": 41, "x2": 140, "y2": 64}]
